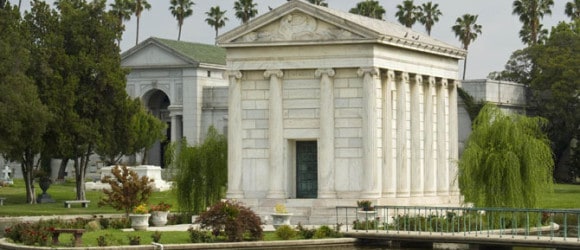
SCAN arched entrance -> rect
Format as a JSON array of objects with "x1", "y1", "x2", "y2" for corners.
[{"x1": 143, "y1": 89, "x2": 170, "y2": 167}]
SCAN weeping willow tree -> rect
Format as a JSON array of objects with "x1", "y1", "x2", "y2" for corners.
[
  {"x1": 166, "y1": 126, "x2": 227, "y2": 218},
  {"x1": 458, "y1": 104, "x2": 554, "y2": 208}
]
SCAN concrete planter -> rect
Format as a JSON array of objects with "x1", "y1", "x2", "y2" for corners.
[
  {"x1": 271, "y1": 213, "x2": 293, "y2": 229},
  {"x1": 150, "y1": 211, "x2": 169, "y2": 227},
  {"x1": 129, "y1": 214, "x2": 150, "y2": 231}
]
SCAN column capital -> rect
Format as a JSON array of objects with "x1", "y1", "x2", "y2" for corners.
[
  {"x1": 357, "y1": 67, "x2": 380, "y2": 77},
  {"x1": 397, "y1": 71, "x2": 410, "y2": 83},
  {"x1": 386, "y1": 70, "x2": 395, "y2": 81},
  {"x1": 412, "y1": 74, "x2": 423, "y2": 85},
  {"x1": 437, "y1": 78, "x2": 448, "y2": 87},
  {"x1": 425, "y1": 76, "x2": 436, "y2": 87},
  {"x1": 264, "y1": 69, "x2": 283, "y2": 79},
  {"x1": 315, "y1": 68, "x2": 335, "y2": 78},
  {"x1": 447, "y1": 79, "x2": 458, "y2": 89},
  {"x1": 224, "y1": 70, "x2": 242, "y2": 79}
]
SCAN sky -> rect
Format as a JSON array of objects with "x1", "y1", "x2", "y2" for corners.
[{"x1": 17, "y1": 0, "x2": 571, "y2": 80}]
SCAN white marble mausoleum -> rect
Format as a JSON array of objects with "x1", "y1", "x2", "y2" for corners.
[{"x1": 219, "y1": 1, "x2": 466, "y2": 224}]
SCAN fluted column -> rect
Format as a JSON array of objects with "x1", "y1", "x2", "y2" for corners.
[
  {"x1": 358, "y1": 67, "x2": 380, "y2": 198},
  {"x1": 423, "y1": 76, "x2": 436, "y2": 196},
  {"x1": 265, "y1": 69, "x2": 285, "y2": 198},
  {"x1": 316, "y1": 68, "x2": 336, "y2": 199},
  {"x1": 382, "y1": 70, "x2": 396, "y2": 197},
  {"x1": 436, "y1": 78, "x2": 449, "y2": 195},
  {"x1": 225, "y1": 70, "x2": 244, "y2": 198},
  {"x1": 448, "y1": 80, "x2": 459, "y2": 195},
  {"x1": 396, "y1": 72, "x2": 410, "y2": 197},
  {"x1": 410, "y1": 74, "x2": 423, "y2": 197}
]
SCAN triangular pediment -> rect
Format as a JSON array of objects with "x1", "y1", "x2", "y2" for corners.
[
  {"x1": 218, "y1": 0, "x2": 466, "y2": 59},
  {"x1": 231, "y1": 11, "x2": 365, "y2": 43},
  {"x1": 122, "y1": 42, "x2": 191, "y2": 68}
]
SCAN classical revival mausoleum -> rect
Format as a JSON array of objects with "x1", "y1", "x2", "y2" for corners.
[{"x1": 219, "y1": 1, "x2": 466, "y2": 224}]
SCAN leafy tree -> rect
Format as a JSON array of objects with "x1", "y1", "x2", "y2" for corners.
[
  {"x1": 395, "y1": 0, "x2": 419, "y2": 28},
  {"x1": 233, "y1": 0, "x2": 257, "y2": 24},
  {"x1": 512, "y1": 0, "x2": 554, "y2": 45},
  {"x1": 205, "y1": 5, "x2": 228, "y2": 41},
  {"x1": 25, "y1": 0, "x2": 131, "y2": 200},
  {"x1": 452, "y1": 14, "x2": 482, "y2": 80},
  {"x1": 167, "y1": 126, "x2": 227, "y2": 217},
  {"x1": 528, "y1": 21, "x2": 580, "y2": 179},
  {"x1": 566, "y1": 0, "x2": 579, "y2": 20},
  {"x1": 98, "y1": 165, "x2": 153, "y2": 217},
  {"x1": 459, "y1": 104, "x2": 554, "y2": 208},
  {"x1": 133, "y1": 0, "x2": 151, "y2": 45},
  {"x1": 95, "y1": 98, "x2": 140, "y2": 165},
  {"x1": 349, "y1": 0, "x2": 385, "y2": 20},
  {"x1": 0, "y1": 4, "x2": 52, "y2": 204},
  {"x1": 129, "y1": 105, "x2": 167, "y2": 165},
  {"x1": 0, "y1": 0, "x2": 6, "y2": 9},
  {"x1": 488, "y1": 48, "x2": 534, "y2": 85},
  {"x1": 417, "y1": 2, "x2": 442, "y2": 36},
  {"x1": 169, "y1": 0, "x2": 194, "y2": 41},
  {"x1": 307, "y1": 0, "x2": 327, "y2": 7}
]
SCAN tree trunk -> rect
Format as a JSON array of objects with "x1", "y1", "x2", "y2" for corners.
[
  {"x1": 22, "y1": 151, "x2": 36, "y2": 204},
  {"x1": 74, "y1": 145, "x2": 92, "y2": 200},
  {"x1": 57, "y1": 158, "x2": 69, "y2": 180},
  {"x1": 462, "y1": 56, "x2": 468, "y2": 80},
  {"x1": 136, "y1": 15, "x2": 140, "y2": 46},
  {"x1": 178, "y1": 25, "x2": 182, "y2": 41}
]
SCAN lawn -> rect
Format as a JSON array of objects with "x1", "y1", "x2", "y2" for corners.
[
  {"x1": 0, "y1": 179, "x2": 177, "y2": 216},
  {"x1": 1, "y1": 180, "x2": 580, "y2": 216}
]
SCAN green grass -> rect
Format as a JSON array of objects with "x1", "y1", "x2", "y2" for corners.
[
  {"x1": 0, "y1": 179, "x2": 177, "y2": 216},
  {"x1": 539, "y1": 184, "x2": 580, "y2": 209}
]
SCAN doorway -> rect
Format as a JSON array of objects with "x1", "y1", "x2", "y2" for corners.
[{"x1": 296, "y1": 141, "x2": 318, "y2": 198}]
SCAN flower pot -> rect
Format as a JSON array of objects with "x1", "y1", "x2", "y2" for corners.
[
  {"x1": 151, "y1": 211, "x2": 169, "y2": 226},
  {"x1": 271, "y1": 213, "x2": 293, "y2": 229},
  {"x1": 129, "y1": 214, "x2": 150, "y2": 231}
]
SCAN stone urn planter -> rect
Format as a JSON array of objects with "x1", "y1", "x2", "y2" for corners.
[
  {"x1": 151, "y1": 211, "x2": 169, "y2": 227},
  {"x1": 271, "y1": 213, "x2": 293, "y2": 229},
  {"x1": 129, "y1": 214, "x2": 151, "y2": 231}
]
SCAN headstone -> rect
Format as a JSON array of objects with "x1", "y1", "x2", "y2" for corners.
[{"x1": 2, "y1": 166, "x2": 13, "y2": 185}]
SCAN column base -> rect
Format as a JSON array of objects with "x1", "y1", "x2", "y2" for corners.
[
  {"x1": 381, "y1": 191, "x2": 396, "y2": 198},
  {"x1": 359, "y1": 191, "x2": 380, "y2": 199}
]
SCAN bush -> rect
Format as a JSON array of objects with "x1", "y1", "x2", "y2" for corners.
[
  {"x1": 195, "y1": 200, "x2": 263, "y2": 242},
  {"x1": 188, "y1": 227, "x2": 213, "y2": 243},
  {"x1": 275, "y1": 225, "x2": 296, "y2": 240},
  {"x1": 296, "y1": 222, "x2": 316, "y2": 239},
  {"x1": 97, "y1": 234, "x2": 115, "y2": 247},
  {"x1": 84, "y1": 220, "x2": 101, "y2": 231},
  {"x1": 313, "y1": 225, "x2": 340, "y2": 239},
  {"x1": 98, "y1": 165, "x2": 153, "y2": 217},
  {"x1": 4, "y1": 222, "x2": 51, "y2": 246},
  {"x1": 151, "y1": 231, "x2": 162, "y2": 243}
]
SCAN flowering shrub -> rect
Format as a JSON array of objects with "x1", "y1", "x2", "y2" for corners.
[
  {"x1": 133, "y1": 204, "x2": 149, "y2": 214},
  {"x1": 274, "y1": 203, "x2": 287, "y2": 214},
  {"x1": 150, "y1": 201, "x2": 171, "y2": 212},
  {"x1": 195, "y1": 200, "x2": 263, "y2": 242},
  {"x1": 4, "y1": 222, "x2": 52, "y2": 246}
]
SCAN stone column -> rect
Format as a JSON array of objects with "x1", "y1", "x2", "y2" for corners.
[
  {"x1": 316, "y1": 68, "x2": 336, "y2": 198},
  {"x1": 423, "y1": 76, "x2": 436, "y2": 196},
  {"x1": 396, "y1": 72, "x2": 410, "y2": 197},
  {"x1": 168, "y1": 106, "x2": 183, "y2": 142},
  {"x1": 358, "y1": 67, "x2": 380, "y2": 198},
  {"x1": 448, "y1": 80, "x2": 459, "y2": 195},
  {"x1": 436, "y1": 78, "x2": 449, "y2": 196},
  {"x1": 265, "y1": 69, "x2": 285, "y2": 199},
  {"x1": 225, "y1": 70, "x2": 244, "y2": 198},
  {"x1": 410, "y1": 74, "x2": 423, "y2": 197},
  {"x1": 382, "y1": 70, "x2": 396, "y2": 197}
]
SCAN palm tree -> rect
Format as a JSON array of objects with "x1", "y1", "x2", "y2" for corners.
[
  {"x1": 565, "y1": 0, "x2": 580, "y2": 20},
  {"x1": 110, "y1": 0, "x2": 134, "y2": 28},
  {"x1": 234, "y1": 0, "x2": 257, "y2": 24},
  {"x1": 205, "y1": 6, "x2": 228, "y2": 42},
  {"x1": 417, "y1": 2, "x2": 442, "y2": 36},
  {"x1": 512, "y1": 0, "x2": 554, "y2": 46},
  {"x1": 134, "y1": 0, "x2": 151, "y2": 45},
  {"x1": 307, "y1": 0, "x2": 328, "y2": 7},
  {"x1": 349, "y1": 0, "x2": 386, "y2": 20},
  {"x1": 395, "y1": 0, "x2": 419, "y2": 28},
  {"x1": 452, "y1": 14, "x2": 483, "y2": 80},
  {"x1": 169, "y1": 0, "x2": 194, "y2": 41}
]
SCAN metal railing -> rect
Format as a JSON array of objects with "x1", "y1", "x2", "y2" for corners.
[{"x1": 336, "y1": 206, "x2": 580, "y2": 242}]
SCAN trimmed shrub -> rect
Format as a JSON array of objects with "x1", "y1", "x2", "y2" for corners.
[
  {"x1": 188, "y1": 227, "x2": 213, "y2": 243},
  {"x1": 275, "y1": 225, "x2": 296, "y2": 240},
  {"x1": 195, "y1": 200, "x2": 263, "y2": 242}
]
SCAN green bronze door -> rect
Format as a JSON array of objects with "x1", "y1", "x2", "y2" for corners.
[{"x1": 296, "y1": 141, "x2": 318, "y2": 198}]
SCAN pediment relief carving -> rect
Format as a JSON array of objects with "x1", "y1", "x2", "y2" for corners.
[{"x1": 233, "y1": 12, "x2": 364, "y2": 43}]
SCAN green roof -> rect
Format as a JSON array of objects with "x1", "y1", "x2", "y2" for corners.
[{"x1": 153, "y1": 37, "x2": 226, "y2": 65}]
